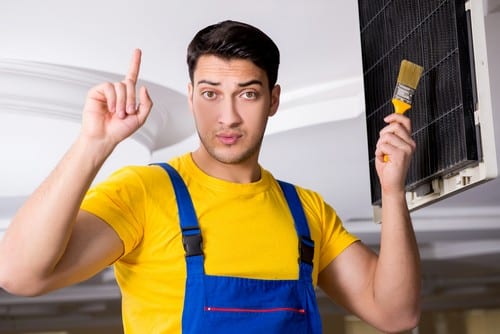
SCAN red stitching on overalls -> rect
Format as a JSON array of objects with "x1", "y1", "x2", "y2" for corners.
[{"x1": 205, "y1": 306, "x2": 306, "y2": 314}]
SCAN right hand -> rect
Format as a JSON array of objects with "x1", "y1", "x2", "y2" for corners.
[{"x1": 80, "y1": 49, "x2": 153, "y2": 148}]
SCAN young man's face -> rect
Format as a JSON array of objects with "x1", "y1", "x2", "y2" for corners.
[{"x1": 188, "y1": 55, "x2": 280, "y2": 165}]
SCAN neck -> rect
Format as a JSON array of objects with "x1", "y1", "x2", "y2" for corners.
[{"x1": 191, "y1": 149, "x2": 261, "y2": 184}]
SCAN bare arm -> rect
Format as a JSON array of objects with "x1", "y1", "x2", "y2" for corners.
[
  {"x1": 0, "y1": 49, "x2": 153, "y2": 296},
  {"x1": 319, "y1": 113, "x2": 420, "y2": 332}
]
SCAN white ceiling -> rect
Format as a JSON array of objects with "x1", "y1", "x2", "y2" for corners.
[{"x1": 1, "y1": 0, "x2": 500, "y2": 332}]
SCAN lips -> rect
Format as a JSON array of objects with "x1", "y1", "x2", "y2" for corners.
[{"x1": 216, "y1": 132, "x2": 242, "y2": 145}]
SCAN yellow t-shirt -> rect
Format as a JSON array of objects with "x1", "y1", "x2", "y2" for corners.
[{"x1": 81, "y1": 153, "x2": 358, "y2": 333}]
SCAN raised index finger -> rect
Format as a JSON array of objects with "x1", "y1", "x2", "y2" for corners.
[{"x1": 125, "y1": 48, "x2": 142, "y2": 84}]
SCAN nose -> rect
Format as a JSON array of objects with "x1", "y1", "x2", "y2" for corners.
[{"x1": 218, "y1": 97, "x2": 242, "y2": 127}]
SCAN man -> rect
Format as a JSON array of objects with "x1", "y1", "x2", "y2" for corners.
[{"x1": 0, "y1": 20, "x2": 420, "y2": 333}]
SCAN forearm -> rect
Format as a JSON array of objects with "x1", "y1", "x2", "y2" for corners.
[
  {"x1": 0, "y1": 136, "x2": 115, "y2": 285},
  {"x1": 373, "y1": 191, "x2": 421, "y2": 321}
]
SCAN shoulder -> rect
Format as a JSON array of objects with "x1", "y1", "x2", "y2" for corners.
[
  {"x1": 262, "y1": 169, "x2": 340, "y2": 221},
  {"x1": 287, "y1": 181, "x2": 336, "y2": 222},
  {"x1": 102, "y1": 164, "x2": 168, "y2": 183},
  {"x1": 85, "y1": 163, "x2": 177, "y2": 210},
  {"x1": 110, "y1": 154, "x2": 188, "y2": 189}
]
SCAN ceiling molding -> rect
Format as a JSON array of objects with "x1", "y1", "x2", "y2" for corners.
[
  {"x1": 421, "y1": 239, "x2": 500, "y2": 260},
  {"x1": 0, "y1": 58, "x2": 194, "y2": 151},
  {"x1": 279, "y1": 76, "x2": 363, "y2": 109},
  {"x1": 267, "y1": 77, "x2": 365, "y2": 135},
  {"x1": 0, "y1": 58, "x2": 114, "y2": 87},
  {"x1": 345, "y1": 205, "x2": 500, "y2": 245},
  {"x1": 0, "y1": 93, "x2": 82, "y2": 122}
]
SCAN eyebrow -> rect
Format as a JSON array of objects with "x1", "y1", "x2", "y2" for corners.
[
  {"x1": 238, "y1": 80, "x2": 263, "y2": 87},
  {"x1": 196, "y1": 79, "x2": 263, "y2": 87},
  {"x1": 197, "y1": 79, "x2": 220, "y2": 86}
]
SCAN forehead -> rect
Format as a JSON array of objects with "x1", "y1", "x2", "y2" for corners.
[{"x1": 193, "y1": 55, "x2": 268, "y2": 85}]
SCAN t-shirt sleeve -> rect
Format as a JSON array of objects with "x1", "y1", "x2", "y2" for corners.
[
  {"x1": 318, "y1": 203, "x2": 359, "y2": 272},
  {"x1": 81, "y1": 166, "x2": 147, "y2": 256},
  {"x1": 296, "y1": 187, "x2": 360, "y2": 275}
]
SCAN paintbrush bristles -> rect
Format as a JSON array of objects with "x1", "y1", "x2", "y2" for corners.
[{"x1": 397, "y1": 59, "x2": 424, "y2": 90}]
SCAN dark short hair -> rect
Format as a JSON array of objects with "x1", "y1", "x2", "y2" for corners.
[{"x1": 187, "y1": 20, "x2": 280, "y2": 90}]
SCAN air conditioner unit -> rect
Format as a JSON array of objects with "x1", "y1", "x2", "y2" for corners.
[{"x1": 357, "y1": 0, "x2": 498, "y2": 221}]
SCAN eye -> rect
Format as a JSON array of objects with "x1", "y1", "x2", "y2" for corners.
[
  {"x1": 241, "y1": 91, "x2": 258, "y2": 100},
  {"x1": 201, "y1": 91, "x2": 217, "y2": 100}
]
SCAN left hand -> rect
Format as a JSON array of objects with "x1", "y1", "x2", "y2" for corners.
[{"x1": 374, "y1": 113, "x2": 416, "y2": 195}]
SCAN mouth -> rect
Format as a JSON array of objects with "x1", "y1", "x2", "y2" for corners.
[{"x1": 216, "y1": 132, "x2": 242, "y2": 145}]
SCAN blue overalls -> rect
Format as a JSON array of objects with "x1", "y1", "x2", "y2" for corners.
[{"x1": 155, "y1": 163, "x2": 323, "y2": 333}]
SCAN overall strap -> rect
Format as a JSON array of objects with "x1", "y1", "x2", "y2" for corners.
[
  {"x1": 151, "y1": 163, "x2": 204, "y2": 276},
  {"x1": 277, "y1": 180, "x2": 315, "y2": 282}
]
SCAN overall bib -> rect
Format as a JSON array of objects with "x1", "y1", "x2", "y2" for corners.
[{"x1": 155, "y1": 163, "x2": 323, "y2": 334}]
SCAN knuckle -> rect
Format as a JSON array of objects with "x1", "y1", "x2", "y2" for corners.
[{"x1": 122, "y1": 78, "x2": 136, "y2": 87}]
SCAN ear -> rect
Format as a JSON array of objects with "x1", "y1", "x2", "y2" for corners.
[
  {"x1": 269, "y1": 84, "x2": 281, "y2": 117},
  {"x1": 187, "y1": 82, "x2": 194, "y2": 112}
]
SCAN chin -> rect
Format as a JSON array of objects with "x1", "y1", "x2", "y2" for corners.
[{"x1": 210, "y1": 147, "x2": 255, "y2": 165}]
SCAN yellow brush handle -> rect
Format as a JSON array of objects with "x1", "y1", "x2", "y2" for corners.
[
  {"x1": 383, "y1": 98, "x2": 412, "y2": 162},
  {"x1": 391, "y1": 98, "x2": 411, "y2": 115}
]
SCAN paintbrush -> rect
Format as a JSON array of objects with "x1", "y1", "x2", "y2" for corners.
[{"x1": 384, "y1": 59, "x2": 423, "y2": 162}]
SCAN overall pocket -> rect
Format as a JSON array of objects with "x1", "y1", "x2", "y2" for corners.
[{"x1": 199, "y1": 275, "x2": 310, "y2": 333}]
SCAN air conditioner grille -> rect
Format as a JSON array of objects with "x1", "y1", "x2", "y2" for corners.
[{"x1": 359, "y1": 0, "x2": 478, "y2": 205}]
